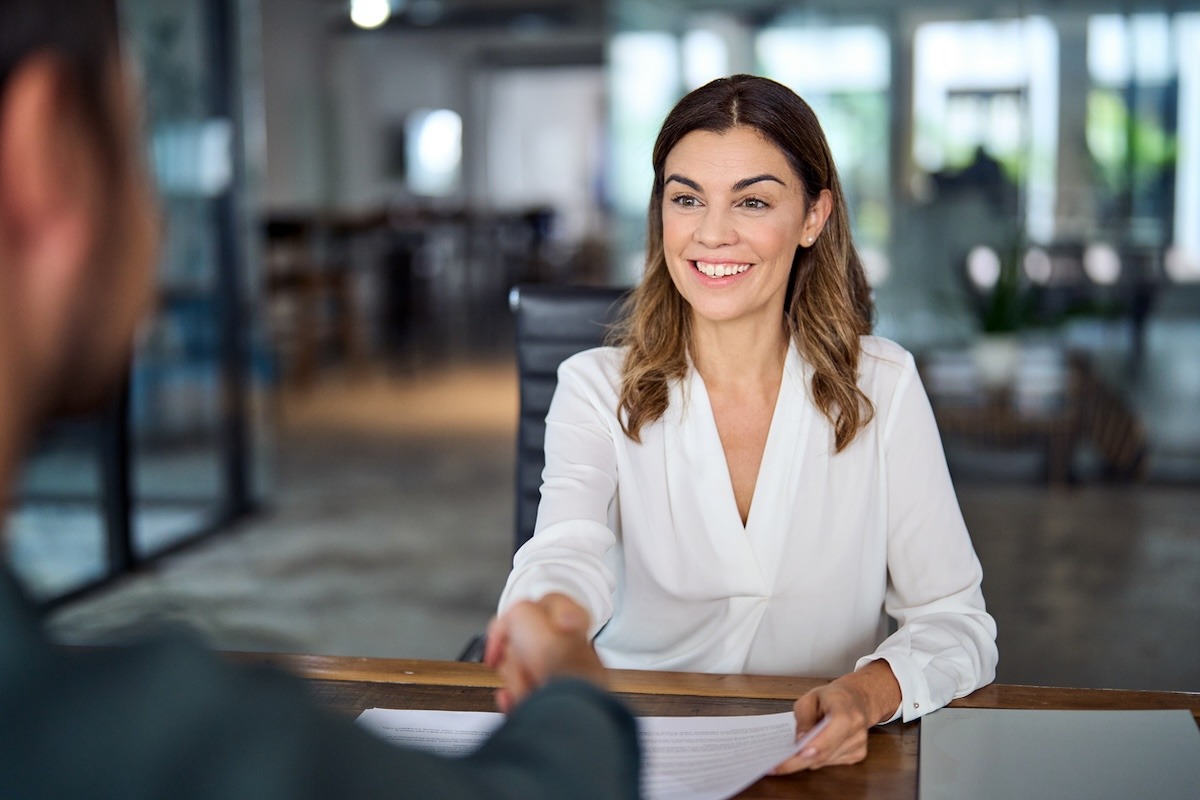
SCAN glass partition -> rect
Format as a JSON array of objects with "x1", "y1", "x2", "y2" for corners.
[{"x1": 5, "y1": 0, "x2": 265, "y2": 603}]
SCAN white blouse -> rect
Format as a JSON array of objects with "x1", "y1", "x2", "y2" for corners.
[{"x1": 498, "y1": 336, "x2": 997, "y2": 722}]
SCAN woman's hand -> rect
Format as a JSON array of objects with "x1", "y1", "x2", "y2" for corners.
[
  {"x1": 483, "y1": 593, "x2": 602, "y2": 713},
  {"x1": 773, "y1": 660, "x2": 901, "y2": 773}
]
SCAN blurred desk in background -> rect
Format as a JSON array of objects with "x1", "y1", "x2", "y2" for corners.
[
  {"x1": 262, "y1": 206, "x2": 554, "y2": 384},
  {"x1": 263, "y1": 213, "x2": 373, "y2": 386},
  {"x1": 920, "y1": 344, "x2": 1147, "y2": 485}
]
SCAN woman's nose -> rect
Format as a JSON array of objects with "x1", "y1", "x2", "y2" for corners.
[{"x1": 694, "y1": 207, "x2": 737, "y2": 247}]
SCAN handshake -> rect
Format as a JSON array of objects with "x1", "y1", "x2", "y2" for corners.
[{"x1": 483, "y1": 593, "x2": 607, "y2": 713}]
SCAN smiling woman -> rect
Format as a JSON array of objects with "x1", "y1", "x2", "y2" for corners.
[
  {"x1": 660, "y1": 127, "x2": 828, "y2": 338},
  {"x1": 496, "y1": 74, "x2": 998, "y2": 775},
  {"x1": 620, "y1": 76, "x2": 874, "y2": 453}
]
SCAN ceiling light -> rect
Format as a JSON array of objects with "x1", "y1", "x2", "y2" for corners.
[
  {"x1": 351, "y1": 0, "x2": 391, "y2": 30},
  {"x1": 1083, "y1": 243, "x2": 1121, "y2": 285},
  {"x1": 967, "y1": 245, "x2": 1001, "y2": 289}
]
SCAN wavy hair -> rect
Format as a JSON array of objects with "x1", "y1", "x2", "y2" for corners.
[{"x1": 613, "y1": 74, "x2": 875, "y2": 452}]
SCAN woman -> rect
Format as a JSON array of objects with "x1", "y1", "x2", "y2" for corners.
[{"x1": 497, "y1": 74, "x2": 997, "y2": 772}]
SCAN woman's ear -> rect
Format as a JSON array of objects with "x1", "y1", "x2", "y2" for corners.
[
  {"x1": 0, "y1": 55, "x2": 100, "y2": 286},
  {"x1": 801, "y1": 189, "x2": 833, "y2": 245}
]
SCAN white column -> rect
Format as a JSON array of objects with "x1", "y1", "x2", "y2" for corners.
[
  {"x1": 1175, "y1": 14, "x2": 1200, "y2": 257},
  {"x1": 1052, "y1": 12, "x2": 1094, "y2": 241}
]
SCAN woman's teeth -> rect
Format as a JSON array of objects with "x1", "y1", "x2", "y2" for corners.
[{"x1": 694, "y1": 262, "x2": 750, "y2": 278}]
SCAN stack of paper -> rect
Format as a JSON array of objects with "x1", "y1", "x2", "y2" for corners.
[{"x1": 357, "y1": 707, "x2": 804, "y2": 800}]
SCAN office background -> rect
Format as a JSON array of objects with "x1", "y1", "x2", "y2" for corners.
[{"x1": 6, "y1": 0, "x2": 1199, "y2": 693}]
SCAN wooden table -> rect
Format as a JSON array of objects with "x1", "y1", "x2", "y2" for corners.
[
  {"x1": 235, "y1": 654, "x2": 1200, "y2": 800},
  {"x1": 920, "y1": 350, "x2": 1148, "y2": 485}
]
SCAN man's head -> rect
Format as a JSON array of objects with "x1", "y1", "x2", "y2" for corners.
[{"x1": 0, "y1": 0, "x2": 159, "y2": 423}]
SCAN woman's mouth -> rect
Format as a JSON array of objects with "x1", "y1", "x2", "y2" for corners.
[{"x1": 692, "y1": 261, "x2": 751, "y2": 278}]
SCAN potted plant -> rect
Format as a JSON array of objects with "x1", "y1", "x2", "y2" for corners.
[{"x1": 971, "y1": 236, "x2": 1025, "y2": 392}]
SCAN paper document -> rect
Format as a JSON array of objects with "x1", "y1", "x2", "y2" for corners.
[
  {"x1": 357, "y1": 709, "x2": 504, "y2": 758},
  {"x1": 637, "y1": 712, "x2": 801, "y2": 800},
  {"x1": 357, "y1": 707, "x2": 802, "y2": 800}
]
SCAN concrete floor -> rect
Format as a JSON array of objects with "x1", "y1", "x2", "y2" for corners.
[{"x1": 47, "y1": 359, "x2": 1200, "y2": 693}]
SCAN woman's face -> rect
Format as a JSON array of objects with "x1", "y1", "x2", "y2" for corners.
[{"x1": 660, "y1": 125, "x2": 829, "y2": 332}]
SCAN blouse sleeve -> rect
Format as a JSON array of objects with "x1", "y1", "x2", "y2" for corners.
[
  {"x1": 855, "y1": 352, "x2": 999, "y2": 723},
  {"x1": 497, "y1": 353, "x2": 621, "y2": 639}
]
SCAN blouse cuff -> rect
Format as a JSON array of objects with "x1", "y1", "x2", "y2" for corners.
[{"x1": 855, "y1": 652, "x2": 931, "y2": 724}]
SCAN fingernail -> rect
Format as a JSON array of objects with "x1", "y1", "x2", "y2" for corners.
[{"x1": 803, "y1": 747, "x2": 817, "y2": 758}]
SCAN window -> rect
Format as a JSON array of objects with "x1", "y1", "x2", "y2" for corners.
[
  {"x1": 758, "y1": 23, "x2": 892, "y2": 282},
  {"x1": 913, "y1": 17, "x2": 1058, "y2": 242},
  {"x1": 406, "y1": 108, "x2": 462, "y2": 197}
]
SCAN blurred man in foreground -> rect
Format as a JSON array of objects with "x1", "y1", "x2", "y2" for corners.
[{"x1": 0, "y1": 1, "x2": 638, "y2": 797}]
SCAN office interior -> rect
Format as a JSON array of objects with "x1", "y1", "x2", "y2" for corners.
[{"x1": 6, "y1": 0, "x2": 1199, "y2": 694}]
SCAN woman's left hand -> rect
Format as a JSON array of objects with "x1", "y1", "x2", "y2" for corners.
[{"x1": 773, "y1": 660, "x2": 901, "y2": 773}]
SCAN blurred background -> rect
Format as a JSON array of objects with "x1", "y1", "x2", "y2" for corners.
[{"x1": 6, "y1": 0, "x2": 1198, "y2": 692}]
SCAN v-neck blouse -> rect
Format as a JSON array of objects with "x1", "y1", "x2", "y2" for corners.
[{"x1": 498, "y1": 336, "x2": 997, "y2": 723}]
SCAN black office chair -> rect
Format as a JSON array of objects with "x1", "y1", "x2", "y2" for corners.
[
  {"x1": 457, "y1": 283, "x2": 629, "y2": 662},
  {"x1": 510, "y1": 283, "x2": 631, "y2": 553}
]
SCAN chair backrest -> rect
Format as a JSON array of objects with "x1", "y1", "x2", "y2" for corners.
[{"x1": 510, "y1": 283, "x2": 630, "y2": 553}]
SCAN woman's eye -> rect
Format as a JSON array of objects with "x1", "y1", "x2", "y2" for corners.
[
  {"x1": 671, "y1": 194, "x2": 701, "y2": 207},
  {"x1": 740, "y1": 197, "x2": 769, "y2": 210}
]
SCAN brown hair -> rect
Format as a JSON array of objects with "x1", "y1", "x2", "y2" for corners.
[
  {"x1": 613, "y1": 74, "x2": 875, "y2": 452},
  {"x1": 0, "y1": 0, "x2": 123, "y2": 170}
]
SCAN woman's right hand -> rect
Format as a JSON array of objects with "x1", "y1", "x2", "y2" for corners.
[
  {"x1": 772, "y1": 660, "x2": 901, "y2": 773},
  {"x1": 484, "y1": 593, "x2": 601, "y2": 713}
]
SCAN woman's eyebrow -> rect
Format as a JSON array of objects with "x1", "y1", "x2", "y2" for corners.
[
  {"x1": 732, "y1": 174, "x2": 786, "y2": 191},
  {"x1": 664, "y1": 174, "x2": 700, "y2": 190},
  {"x1": 664, "y1": 173, "x2": 787, "y2": 192},
  {"x1": 663, "y1": 173, "x2": 786, "y2": 191}
]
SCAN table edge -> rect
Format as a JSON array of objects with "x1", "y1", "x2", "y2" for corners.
[{"x1": 227, "y1": 652, "x2": 1200, "y2": 719}]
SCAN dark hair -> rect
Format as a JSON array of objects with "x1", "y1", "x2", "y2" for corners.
[
  {"x1": 613, "y1": 74, "x2": 875, "y2": 452},
  {"x1": 0, "y1": 0, "x2": 122, "y2": 164}
]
